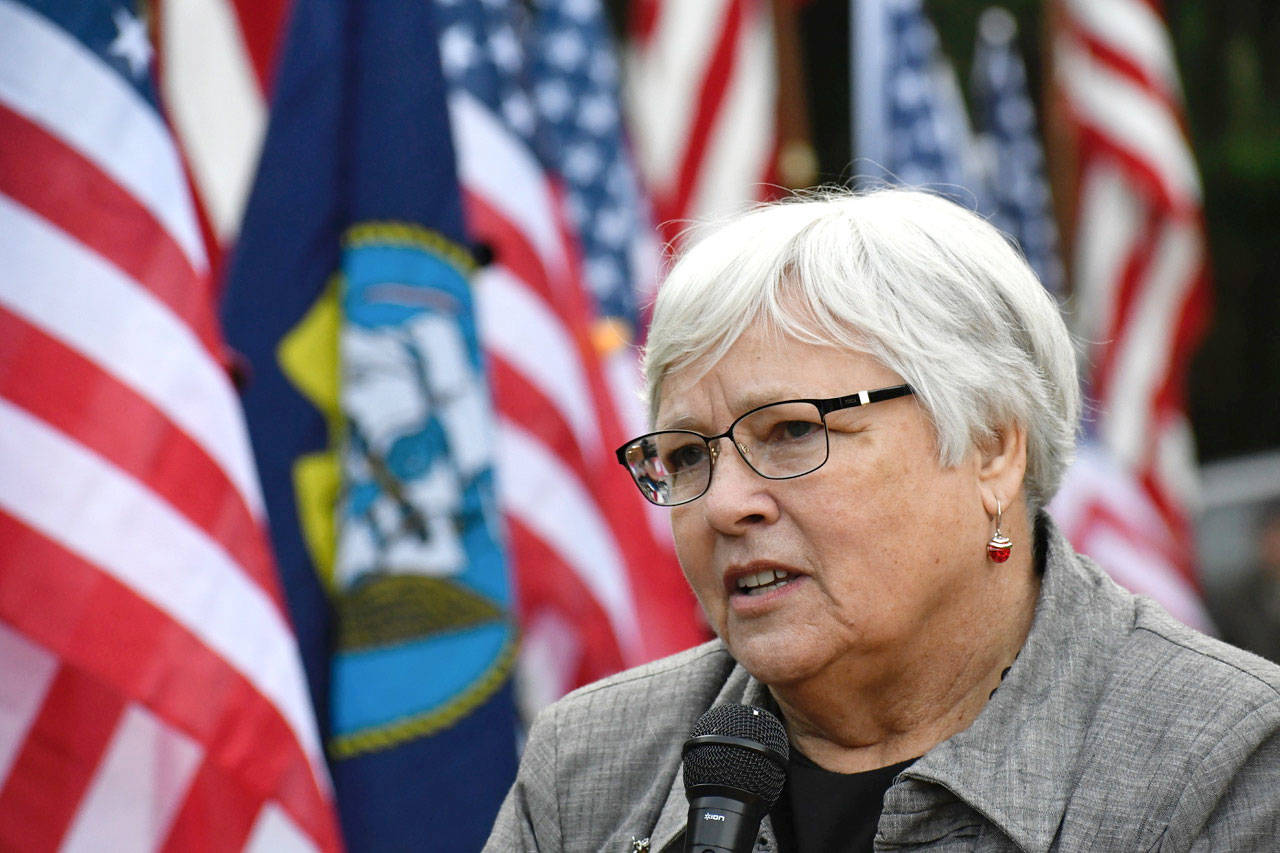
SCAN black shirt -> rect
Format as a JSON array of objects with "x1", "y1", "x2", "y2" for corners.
[{"x1": 770, "y1": 751, "x2": 916, "y2": 853}]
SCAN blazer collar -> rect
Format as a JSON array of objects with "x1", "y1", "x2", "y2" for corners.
[{"x1": 886, "y1": 515, "x2": 1132, "y2": 852}]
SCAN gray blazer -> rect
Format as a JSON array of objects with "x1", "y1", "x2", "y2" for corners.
[{"x1": 486, "y1": 519, "x2": 1280, "y2": 851}]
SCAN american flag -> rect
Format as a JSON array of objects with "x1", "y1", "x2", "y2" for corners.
[
  {"x1": 527, "y1": 0, "x2": 656, "y2": 334},
  {"x1": 0, "y1": 0, "x2": 341, "y2": 849},
  {"x1": 433, "y1": 0, "x2": 704, "y2": 714},
  {"x1": 852, "y1": 0, "x2": 983, "y2": 205},
  {"x1": 151, "y1": 0, "x2": 289, "y2": 278},
  {"x1": 970, "y1": 6, "x2": 1065, "y2": 296},
  {"x1": 525, "y1": 0, "x2": 663, "y2": 520},
  {"x1": 624, "y1": 0, "x2": 781, "y2": 248},
  {"x1": 1047, "y1": 0, "x2": 1213, "y2": 630}
]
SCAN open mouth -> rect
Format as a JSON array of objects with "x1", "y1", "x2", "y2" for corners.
[{"x1": 735, "y1": 568, "x2": 796, "y2": 596}]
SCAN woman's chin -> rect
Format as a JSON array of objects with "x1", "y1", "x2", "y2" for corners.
[{"x1": 724, "y1": 627, "x2": 837, "y2": 689}]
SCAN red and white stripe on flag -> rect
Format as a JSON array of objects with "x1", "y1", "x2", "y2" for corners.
[
  {"x1": 0, "y1": 2, "x2": 341, "y2": 849},
  {"x1": 1048, "y1": 0, "x2": 1213, "y2": 630},
  {"x1": 151, "y1": 0, "x2": 290, "y2": 278},
  {"x1": 446, "y1": 90, "x2": 705, "y2": 714},
  {"x1": 624, "y1": 0, "x2": 780, "y2": 248}
]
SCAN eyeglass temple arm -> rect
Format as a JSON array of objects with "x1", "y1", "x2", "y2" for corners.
[{"x1": 818, "y1": 384, "x2": 914, "y2": 415}]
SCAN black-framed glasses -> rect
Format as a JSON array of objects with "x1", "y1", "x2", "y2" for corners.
[{"x1": 615, "y1": 384, "x2": 914, "y2": 507}]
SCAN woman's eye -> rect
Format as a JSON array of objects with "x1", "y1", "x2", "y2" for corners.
[
  {"x1": 771, "y1": 420, "x2": 821, "y2": 442},
  {"x1": 665, "y1": 443, "x2": 708, "y2": 471}
]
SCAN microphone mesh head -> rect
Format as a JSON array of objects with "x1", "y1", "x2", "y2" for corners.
[{"x1": 683, "y1": 704, "x2": 788, "y2": 804}]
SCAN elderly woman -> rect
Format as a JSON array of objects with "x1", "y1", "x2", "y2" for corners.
[{"x1": 485, "y1": 189, "x2": 1280, "y2": 851}]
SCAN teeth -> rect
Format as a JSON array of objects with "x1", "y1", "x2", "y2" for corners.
[
  {"x1": 736, "y1": 569, "x2": 793, "y2": 595},
  {"x1": 744, "y1": 579, "x2": 789, "y2": 596}
]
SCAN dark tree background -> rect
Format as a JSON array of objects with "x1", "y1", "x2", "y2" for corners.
[{"x1": 1168, "y1": 0, "x2": 1280, "y2": 463}]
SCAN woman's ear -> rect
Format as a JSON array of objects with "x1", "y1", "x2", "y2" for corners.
[{"x1": 978, "y1": 422, "x2": 1028, "y2": 516}]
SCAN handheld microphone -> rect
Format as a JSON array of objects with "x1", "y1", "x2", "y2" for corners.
[{"x1": 682, "y1": 704, "x2": 789, "y2": 853}]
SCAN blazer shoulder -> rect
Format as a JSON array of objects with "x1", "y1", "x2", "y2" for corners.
[
  {"x1": 1125, "y1": 597, "x2": 1280, "y2": 718},
  {"x1": 538, "y1": 640, "x2": 740, "y2": 739},
  {"x1": 1043, "y1": 595, "x2": 1280, "y2": 851},
  {"x1": 1078, "y1": 598, "x2": 1280, "y2": 807}
]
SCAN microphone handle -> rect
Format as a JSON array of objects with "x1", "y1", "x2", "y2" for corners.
[{"x1": 684, "y1": 793, "x2": 767, "y2": 853}]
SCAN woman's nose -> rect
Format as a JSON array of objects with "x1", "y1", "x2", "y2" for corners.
[{"x1": 700, "y1": 437, "x2": 778, "y2": 532}]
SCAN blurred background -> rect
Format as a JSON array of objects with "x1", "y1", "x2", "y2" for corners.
[
  {"x1": 917, "y1": 0, "x2": 1280, "y2": 597},
  {"x1": 1, "y1": 0, "x2": 1276, "y2": 850}
]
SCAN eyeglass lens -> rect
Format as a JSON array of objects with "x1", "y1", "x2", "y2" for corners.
[{"x1": 621, "y1": 401, "x2": 830, "y2": 506}]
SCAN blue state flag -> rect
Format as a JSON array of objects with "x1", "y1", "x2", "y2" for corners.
[{"x1": 221, "y1": 0, "x2": 519, "y2": 849}]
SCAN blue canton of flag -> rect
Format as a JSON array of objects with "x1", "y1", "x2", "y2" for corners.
[
  {"x1": 527, "y1": 0, "x2": 649, "y2": 331},
  {"x1": 853, "y1": 0, "x2": 983, "y2": 209},
  {"x1": 21, "y1": 0, "x2": 160, "y2": 104},
  {"x1": 436, "y1": 0, "x2": 537, "y2": 143},
  {"x1": 970, "y1": 6, "x2": 1065, "y2": 295}
]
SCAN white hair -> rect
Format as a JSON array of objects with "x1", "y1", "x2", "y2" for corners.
[{"x1": 642, "y1": 188, "x2": 1081, "y2": 513}]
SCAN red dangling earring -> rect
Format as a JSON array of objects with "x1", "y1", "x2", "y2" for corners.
[{"x1": 987, "y1": 499, "x2": 1012, "y2": 563}]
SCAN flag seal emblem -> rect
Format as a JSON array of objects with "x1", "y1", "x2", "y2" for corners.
[{"x1": 313, "y1": 223, "x2": 515, "y2": 758}]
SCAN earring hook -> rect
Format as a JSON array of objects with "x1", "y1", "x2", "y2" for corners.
[{"x1": 987, "y1": 498, "x2": 1012, "y2": 563}]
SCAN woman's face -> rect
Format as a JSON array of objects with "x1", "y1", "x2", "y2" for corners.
[{"x1": 657, "y1": 323, "x2": 995, "y2": 689}]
